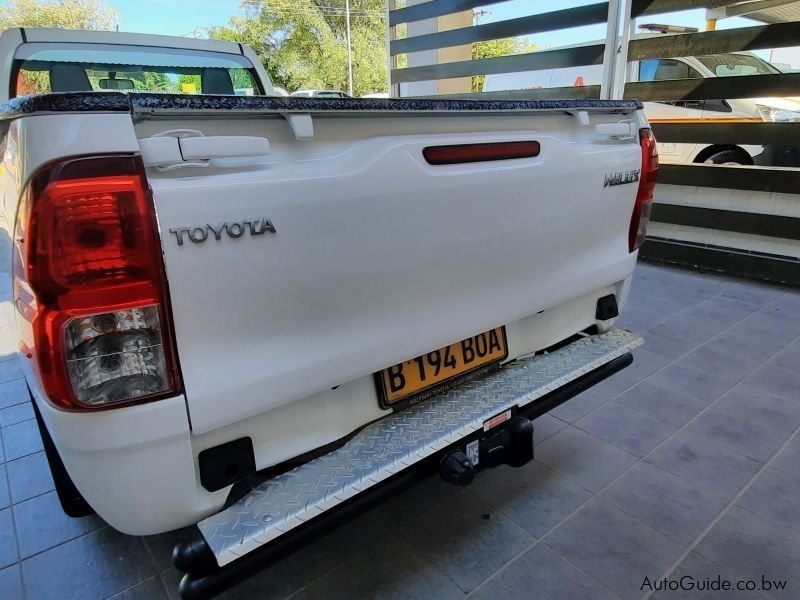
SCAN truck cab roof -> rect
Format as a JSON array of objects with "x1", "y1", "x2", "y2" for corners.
[{"x1": 0, "y1": 27, "x2": 275, "y2": 101}]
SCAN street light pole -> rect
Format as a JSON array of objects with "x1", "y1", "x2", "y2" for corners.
[{"x1": 345, "y1": 0, "x2": 354, "y2": 96}]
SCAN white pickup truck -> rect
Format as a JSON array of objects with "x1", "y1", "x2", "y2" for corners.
[{"x1": 0, "y1": 28, "x2": 653, "y2": 598}]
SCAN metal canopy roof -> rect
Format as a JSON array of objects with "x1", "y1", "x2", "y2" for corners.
[{"x1": 706, "y1": 0, "x2": 800, "y2": 23}]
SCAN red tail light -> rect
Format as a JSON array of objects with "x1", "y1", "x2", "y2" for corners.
[
  {"x1": 423, "y1": 141, "x2": 540, "y2": 165},
  {"x1": 13, "y1": 155, "x2": 182, "y2": 410},
  {"x1": 629, "y1": 128, "x2": 659, "y2": 252}
]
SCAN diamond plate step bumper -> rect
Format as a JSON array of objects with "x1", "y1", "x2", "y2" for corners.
[{"x1": 198, "y1": 329, "x2": 643, "y2": 567}]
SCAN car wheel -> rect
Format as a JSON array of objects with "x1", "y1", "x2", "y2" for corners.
[{"x1": 703, "y1": 150, "x2": 749, "y2": 165}]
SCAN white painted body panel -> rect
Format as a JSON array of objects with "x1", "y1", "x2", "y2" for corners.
[
  {"x1": 3, "y1": 106, "x2": 645, "y2": 534},
  {"x1": 140, "y1": 113, "x2": 642, "y2": 434}
]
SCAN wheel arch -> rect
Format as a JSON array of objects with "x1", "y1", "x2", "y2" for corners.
[{"x1": 693, "y1": 144, "x2": 754, "y2": 165}]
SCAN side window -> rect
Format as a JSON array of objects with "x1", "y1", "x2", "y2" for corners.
[{"x1": 639, "y1": 59, "x2": 703, "y2": 81}]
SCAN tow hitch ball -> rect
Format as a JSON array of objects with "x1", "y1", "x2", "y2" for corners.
[{"x1": 439, "y1": 416, "x2": 534, "y2": 486}]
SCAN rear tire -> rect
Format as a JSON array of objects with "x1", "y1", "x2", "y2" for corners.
[
  {"x1": 702, "y1": 149, "x2": 750, "y2": 165},
  {"x1": 32, "y1": 395, "x2": 95, "y2": 518}
]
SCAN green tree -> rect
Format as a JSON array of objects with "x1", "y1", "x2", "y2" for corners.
[
  {"x1": 210, "y1": 0, "x2": 388, "y2": 96},
  {"x1": 471, "y1": 37, "x2": 538, "y2": 93},
  {"x1": 0, "y1": 0, "x2": 118, "y2": 30}
]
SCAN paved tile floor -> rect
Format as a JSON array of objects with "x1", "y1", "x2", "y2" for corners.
[{"x1": 1, "y1": 259, "x2": 799, "y2": 599}]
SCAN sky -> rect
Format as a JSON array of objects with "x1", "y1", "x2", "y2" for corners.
[{"x1": 107, "y1": 0, "x2": 244, "y2": 36}]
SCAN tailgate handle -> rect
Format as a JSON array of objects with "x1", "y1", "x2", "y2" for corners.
[
  {"x1": 594, "y1": 121, "x2": 637, "y2": 139},
  {"x1": 139, "y1": 130, "x2": 270, "y2": 171},
  {"x1": 180, "y1": 136, "x2": 270, "y2": 160}
]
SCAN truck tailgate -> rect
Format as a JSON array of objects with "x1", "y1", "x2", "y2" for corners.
[{"x1": 139, "y1": 103, "x2": 643, "y2": 433}]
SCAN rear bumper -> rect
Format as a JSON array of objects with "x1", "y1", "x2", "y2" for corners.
[
  {"x1": 174, "y1": 329, "x2": 642, "y2": 596},
  {"x1": 27, "y1": 280, "x2": 635, "y2": 536}
]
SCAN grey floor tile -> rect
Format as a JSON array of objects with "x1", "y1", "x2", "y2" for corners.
[
  {"x1": 549, "y1": 383, "x2": 615, "y2": 423},
  {"x1": 682, "y1": 401, "x2": 791, "y2": 463},
  {"x1": 223, "y1": 507, "x2": 394, "y2": 599},
  {"x1": 535, "y1": 426, "x2": 638, "y2": 492},
  {"x1": 653, "y1": 552, "x2": 769, "y2": 600},
  {"x1": 2, "y1": 419, "x2": 43, "y2": 461},
  {"x1": 695, "y1": 506, "x2": 800, "y2": 598},
  {"x1": 544, "y1": 500, "x2": 684, "y2": 600},
  {"x1": 0, "y1": 428, "x2": 3, "y2": 464},
  {"x1": 0, "y1": 378, "x2": 28, "y2": 411},
  {"x1": 630, "y1": 293, "x2": 687, "y2": 323},
  {"x1": 533, "y1": 413, "x2": 568, "y2": 443},
  {"x1": 719, "y1": 281, "x2": 784, "y2": 308},
  {"x1": 739, "y1": 306, "x2": 800, "y2": 344},
  {"x1": 726, "y1": 306, "x2": 800, "y2": 346},
  {"x1": 0, "y1": 401, "x2": 33, "y2": 428},
  {"x1": 715, "y1": 384, "x2": 800, "y2": 433},
  {"x1": 655, "y1": 283, "x2": 717, "y2": 309},
  {"x1": 601, "y1": 461, "x2": 727, "y2": 546},
  {"x1": 6, "y1": 452, "x2": 55, "y2": 504},
  {"x1": 0, "y1": 564, "x2": 24, "y2": 600},
  {"x1": 615, "y1": 306, "x2": 656, "y2": 333},
  {"x1": 471, "y1": 542, "x2": 616, "y2": 600},
  {"x1": 719, "y1": 317, "x2": 794, "y2": 363},
  {"x1": 736, "y1": 467, "x2": 800, "y2": 536},
  {"x1": 575, "y1": 400, "x2": 677, "y2": 457},
  {"x1": 159, "y1": 568, "x2": 181, "y2": 600},
  {"x1": 743, "y1": 362, "x2": 800, "y2": 402},
  {"x1": 656, "y1": 309, "x2": 727, "y2": 340},
  {"x1": 631, "y1": 263, "x2": 686, "y2": 293},
  {"x1": 640, "y1": 323, "x2": 705, "y2": 360},
  {"x1": 0, "y1": 358, "x2": 22, "y2": 385},
  {"x1": 0, "y1": 507, "x2": 18, "y2": 569},
  {"x1": 13, "y1": 491, "x2": 103, "y2": 559},
  {"x1": 681, "y1": 343, "x2": 763, "y2": 383},
  {"x1": 399, "y1": 489, "x2": 532, "y2": 593},
  {"x1": 295, "y1": 536, "x2": 461, "y2": 600},
  {"x1": 771, "y1": 435, "x2": 800, "y2": 480},
  {"x1": 616, "y1": 379, "x2": 711, "y2": 428},
  {"x1": 471, "y1": 460, "x2": 592, "y2": 538},
  {"x1": 770, "y1": 340, "x2": 800, "y2": 373},
  {"x1": 21, "y1": 527, "x2": 157, "y2": 600},
  {"x1": 0, "y1": 465, "x2": 8, "y2": 509},
  {"x1": 687, "y1": 296, "x2": 758, "y2": 326},
  {"x1": 109, "y1": 576, "x2": 168, "y2": 600},
  {"x1": 647, "y1": 431, "x2": 762, "y2": 500},
  {"x1": 379, "y1": 473, "x2": 462, "y2": 531},
  {"x1": 601, "y1": 349, "x2": 672, "y2": 397},
  {"x1": 649, "y1": 360, "x2": 737, "y2": 405}
]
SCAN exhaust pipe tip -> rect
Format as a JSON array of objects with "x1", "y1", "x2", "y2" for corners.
[{"x1": 173, "y1": 538, "x2": 217, "y2": 575}]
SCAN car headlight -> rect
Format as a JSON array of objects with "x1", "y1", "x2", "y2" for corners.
[{"x1": 756, "y1": 104, "x2": 800, "y2": 122}]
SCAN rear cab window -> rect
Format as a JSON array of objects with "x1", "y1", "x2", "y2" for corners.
[{"x1": 12, "y1": 42, "x2": 262, "y2": 97}]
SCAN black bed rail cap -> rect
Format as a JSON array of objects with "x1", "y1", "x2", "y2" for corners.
[
  {"x1": 0, "y1": 92, "x2": 130, "y2": 121},
  {"x1": 128, "y1": 92, "x2": 643, "y2": 113},
  {"x1": 0, "y1": 91, "x2": 643, "y2": 121}
]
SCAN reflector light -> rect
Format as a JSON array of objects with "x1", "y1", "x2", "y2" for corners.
[
  {"x1": 423, "y1": 141, "x2": 540, "y2": 165},
  {"x1": 13, "y1": 155, "x2": 181, "y2": 410},
  {"x1": 629, "y1": 128, "x2": 659, "y2": 252}
]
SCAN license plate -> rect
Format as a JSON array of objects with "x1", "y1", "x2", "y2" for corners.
[{"x1": 375, "y1": 327, "x2": 508, "y2": 408}]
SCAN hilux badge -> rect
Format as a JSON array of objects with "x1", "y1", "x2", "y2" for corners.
[
  {"x1": 603, "y1": 169, "x2": 640, "y2": 187},
  {"x1": 169, "y1": 217, "x2": 276, "y2": 246}
]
